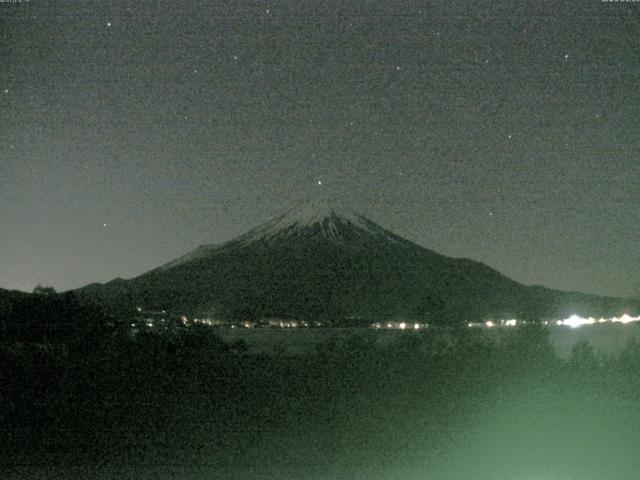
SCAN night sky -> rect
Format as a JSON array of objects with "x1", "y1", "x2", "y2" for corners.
[{"x1": 1, "y1": 0, "x2": 638, "y2": 298}]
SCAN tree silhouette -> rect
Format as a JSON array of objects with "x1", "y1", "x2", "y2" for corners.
[{"x1": 33, "y1": 284, "x2": 57, "y2": 296}]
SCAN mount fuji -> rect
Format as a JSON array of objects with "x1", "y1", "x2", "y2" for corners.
[{"x1": 76, "y1": 200, "x2": 635, "y2": 325}]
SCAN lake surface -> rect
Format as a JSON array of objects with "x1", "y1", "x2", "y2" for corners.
[{"x1": 216, "y1": 323, "x2": 640, "y2": 359}]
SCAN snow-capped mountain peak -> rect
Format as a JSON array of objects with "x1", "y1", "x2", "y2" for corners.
[
  {"x1": 237, "y1": 199, "x2": 380, "y2": 242},
  {"x1": 159, "y1": 200, "x2": 404, "y2": 270},
  {"x1": 276, "y1": 199, "x2": 359, "y2": 226}
]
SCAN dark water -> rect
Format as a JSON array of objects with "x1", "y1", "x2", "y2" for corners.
[{"x1": 216, "y1": 323, "x2": 640, "y2": 359}]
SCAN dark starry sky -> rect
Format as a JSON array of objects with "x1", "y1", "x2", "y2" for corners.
[{"x1": 1, "y1": 0, "x2": 638, "y2": 297}]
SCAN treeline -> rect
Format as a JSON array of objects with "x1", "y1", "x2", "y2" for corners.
[{"x1": 0, "y1": 286, "x2": 112, "y2": 345}]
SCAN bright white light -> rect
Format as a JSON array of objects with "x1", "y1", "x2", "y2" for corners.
[
  {"x1": 504, "y1": 319, "x2": 517, "y2": 327},
  {"x1": 613, "y1": 314, "x2": 640, "y2": 324},
  {"x1": 485, "y1": 321, "x2": 495, "y2": 328},
  {"x1": 399, "y1": 322, "x2": 407, "y2": 330},
  {"x1": 558, "y1": 315, "x2": 595, "y2": 329},
  {"x1": 414, "y1": 323, "x2": 420, "y2": 330},
  {"x1": 555, "y1": 313, "x2": 640, "y2": 328}
]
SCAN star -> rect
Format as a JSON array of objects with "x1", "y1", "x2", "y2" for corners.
[
  {"x1": 564, "y1": 54, "x2": 569, "y2": 60},
  {"x1": 3, "y1": 89, "x2": 8, "y2": 94},
  {"x1": 317, "y1": 180, "x2": 322, "y2": 186},
  {"x1": 102, "y1": 223, "x2": 107, "y2": 227},
  {"x1": 106, "y1": 22, "x2": 112, "y2": 27}
]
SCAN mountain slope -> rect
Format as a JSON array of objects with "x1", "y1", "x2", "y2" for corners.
[{"x1": 75, "y1": 201, "x2": 637, "y2": 324}]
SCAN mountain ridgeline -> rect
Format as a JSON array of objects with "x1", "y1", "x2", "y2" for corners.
[{"x1": 76, "y1": 201, "x2": 637, "y2": 325}]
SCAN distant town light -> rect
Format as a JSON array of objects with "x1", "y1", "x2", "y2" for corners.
[
  {"x1": 558, "y1": 315, "x2": 596, "y2": 329},
  {"x1": 615, "y1": 314, "x2": 637, "y2": 324},
  {"x1": 557, "y1": 314, "x2": 640, "y2": 328}
]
